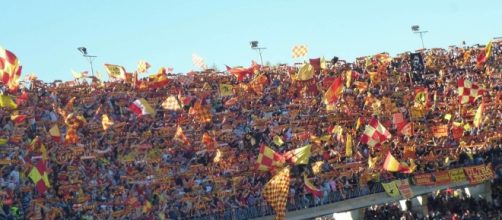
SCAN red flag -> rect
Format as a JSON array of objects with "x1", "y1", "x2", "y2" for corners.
[
  {"x1": 360, "y1": 118, "x2": 391, "y2": 148},
  {"x1": 323, "y1": 77, "x2": 343, "y2": 105}
]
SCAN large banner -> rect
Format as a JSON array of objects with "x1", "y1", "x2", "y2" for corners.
[
  {"x1": 463, "y1": 165, "x2": 494, "y2": 185},
  {"x1": 395, "y1": 179, "x2": 414, "y2": 200}
]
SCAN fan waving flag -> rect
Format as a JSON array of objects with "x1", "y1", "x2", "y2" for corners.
[
  {"x1": 262, "y1": 167, "x2": 290, "y2": 220},
  {"x1": 192, "y1": 53, "x2": 207, "y2": 70},
  {"x1": 284, "y1": 144, "x2": 311, "y2": 165},
  {"x1": 129, "y1": 98, "x2": 155, "y2": 117},
  {"x1": 361, "y1": 118, "x2": 391, "y2": 148},
  {"x1": 383, "y1": 152, "x2": 410, "y2": 173},
  {"x1": 457, "y1": 79, "x2": 484, "y2": 104},
  {"x1": 0, "y1": 47, "x2": 22, "y2": 91},
  {"x1": 292, "y1": 44, "x2": 308, "y2": 58},
  {"x1": 256, "y1": 145, "x2": 285, "y2": 172}
]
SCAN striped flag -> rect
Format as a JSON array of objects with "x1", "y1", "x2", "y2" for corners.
[
  {"x1": 256, "y1": 145, "x2": 285, "y2": 172},
  {"x1": 304, "y1": 175, "x2": 323, "y2": 197},
  {"x1": 360, "y1": 118, "x2": 391, "y2": 148},
  {"x1": 129, "y1": 98, "x2": 155, "y2": 117},
  {"x1": 284, "y1": 144, "x2": 311, "y2": 165},
  {"x1": 383, "y1": 152, "x2": 410, "y2": 173},
  {"x1": 262, "y1": 167, "x2": 290, "y2": 220},
  {"x1": 192, "y1": 53, "x2": 207, "y2": 70},
  {"x1": 292, "y1": 44, "x2": 308, "y2": 58},
  {"x1": 0, "y1": 47, "x2": 22, "y2": 90}
]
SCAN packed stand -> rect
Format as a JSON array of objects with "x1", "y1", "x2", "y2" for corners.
[{"x1": 0, "y1": 41, "x2": 501, "y2": 220}]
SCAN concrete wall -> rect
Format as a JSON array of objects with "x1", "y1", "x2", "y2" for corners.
[{"x1": 253, "y1": 181, "x2": 492, "y2": 220}]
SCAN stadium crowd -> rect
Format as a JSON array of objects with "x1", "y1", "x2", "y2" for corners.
[{"x1": 1, "y1": 40, "x2": 502, "y2": 220}]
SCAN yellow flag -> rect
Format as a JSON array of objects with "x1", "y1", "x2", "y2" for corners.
[
  {"x1": 381, "y1": 181, "x2": 400, "y2": 198},
  {"x1": 0, "y1": 138, "x2": 7, "y2": 146},
  {"x1": 213, "y1": 149, "x2": 222, "y2": 163},
  {"x1": 0, "y1": 94, "x2": 17, "y2": 109},
  {"x1": 273, "y1": 135, "x2": 284, "y2": 146},
  {"x1": 345, "y1": 70, "x2": 352, "y2": 87},
  {"x1": 444, "y1": 114, "x2": 452, "y2": 121},
  {"x1": 311, "y1": 161, "x2": 324, "y2": 174},
  {"x1": 345, "y1": 134, "x2": 353, "y2": 157},
  {"x1": 296, "y1": 63, "x2": 314, "y2": 81},
  {"x1": 368, "y1": 155, "x2": 378, "y2": 169},
  {"x1": 473, "y1": 103, "x2": 483, "y2": 128},
  {"x1": 102, "y1": 114, "x2": 114, "y2": 130}
]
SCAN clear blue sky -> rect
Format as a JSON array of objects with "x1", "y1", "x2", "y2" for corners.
[{"x1": 2, "y1": 0, "x2": 501, "y2": 82}]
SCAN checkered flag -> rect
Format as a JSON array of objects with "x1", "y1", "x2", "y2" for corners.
[
  {"x1": 292, "y1": 44, "x2": 308, "y2": 58},
  {"x1": 457, "y1": 78, "x2": 484, "y2": 104},
  {"x1": 161, "y1": 95, "x2": 182, "y2": 111},
  {"x1": 262, "y1": 167, "x2": 290, "y2": 220},
  {"x1": 192, "y1": 53, "x2": 207, "y2": 70}
]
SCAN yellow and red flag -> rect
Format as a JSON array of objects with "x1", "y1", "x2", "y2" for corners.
[
  {"x1": 255, "y1": 145, "x2": 285, "y2": 172},
  {"x1": 10, "y1": 112, "x2": 26, "y2": 124},
  {"x1": 262, "y1": 167, "x2": 290, "y2": 220},
  {"x1": 383, "y1": 152, "x2": 410, "y2": 173},
  {"x1": 323, "y1": 77, "x2": 343, "y2": 105},
  {"x1": 28, "y1": 160, "x2": 50, "y2": 193},
  {"x1": 0, "y1": 47, "x2": 22, "y2": 91}
]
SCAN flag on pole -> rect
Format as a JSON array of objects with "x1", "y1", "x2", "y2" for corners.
[
  {"x1": 383, "y1": 152, "x2": 410, "y2": 173},
  {"x1": 129, "y1": 98, "x2": 155, "y2": 117},
  {"x1": 323, "y1": 77, "x2": 344, "y2": 105},
  {"x1": 104, "y1": 64, "x2": 127, "y2": 80},
  {"x1": 458, "y1": 79, "x2": 484, "y2": 104},
  {"x1": 0, "y1": 47, "x2": 22, "y2": 90},
  {"x1": 291, "y1": 44, "x2": 308, "y2": 58},
  {"x1": 262, "y1": 167, "x2": 290, "y2": 220},
  {"x1": 284, "y1": 144, "x2": 311, "y2": 165},
  {"x1": 192, "y1": 53, "x2": 207, "y2": 70},
  {"x1": 304, "y1": 175, "x2": 323, "y2": 197},
  {"x1": 255, "y1": 145, "x2": 285, "y2": 172},
  {"x1": 360, "y1": 118, "x2": 391, "y2": 148}
]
